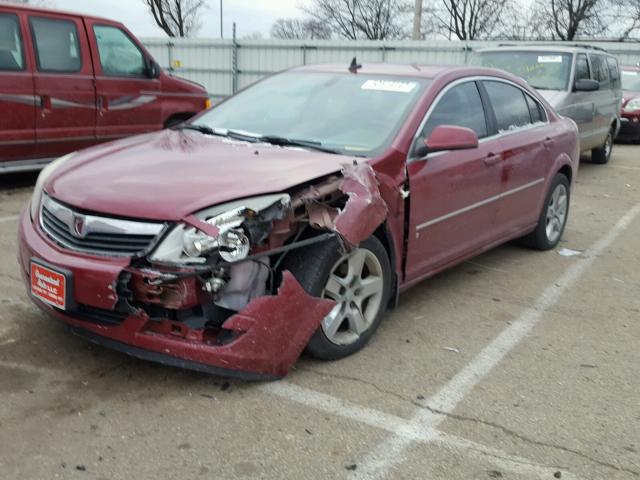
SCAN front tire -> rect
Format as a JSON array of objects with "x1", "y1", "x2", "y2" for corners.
[
  {"x1": 519, "y1": 173, "x2": 570, "y2": 250},
  {"x1": 280, "y1": 236, "x2": 392, "y2": 360},
  {"x1": 591, "y1": 129, "x2": 613, "y2": 164}
]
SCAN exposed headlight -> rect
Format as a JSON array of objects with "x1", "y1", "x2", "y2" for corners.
[
  {"x1": 150, "y1": 194, "x2": 290, "y2": 265},
  {"x1": 30, "y1": 153, "x2": 74, "y2": 220},
  {"x1": 624, "y1": 98, "x2": 640, "y2": 112}
]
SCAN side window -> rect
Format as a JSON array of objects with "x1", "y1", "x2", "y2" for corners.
[
  {"x1": 0, "y1": 14, "x2": 25, "y2": 71},
  {"x1": 93, "y1": 25, "x2": 146, "y2": 77},
  {"x1": 607, "y1": 57, "x2": 621, "y2": 90},
  {"x1": 30, "y1": 16, "x2": 82, "y2": 72},
  {"x1": 525, "y1": 94, "x2": 546, "y2": 124},
  {"x1": 590, "y1": 54, "x2": 609, "y2": 86},
  {"x1": 421, "y1": 82, "x2": 487, "y2": 140},
  {"x1": 575, "y1": 54, "x2": 590, "y2": 82},
  {"x1": 484, "y1": 81, "x2": 532, "y2": 132}
]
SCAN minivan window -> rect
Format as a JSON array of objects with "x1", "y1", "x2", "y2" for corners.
[
  {"x1": 590, "y1": 54, "x2": 610, "y2": 86},
  {"x1": 475, "y1": 51, "x2": 572, "y2": 91},
  {"x1": 94, "y1": 25, "x2": 146, "y2": 77},
  {"x1": 484, "y1": 81, "x2": 532, "y2": 132},
  {"x1": 0, "y1": 14, "x2": 24, "y2": 71},
  {"x1": 421, "y1": 82, "x2": 487, "y2": 139},
  {"x1": 30, "y1": 17, "x2": 82, "y2": 72},
  {"x1": 607, "y1": 57, "x2": 621, "y2": 90},
  {"x1": 575, "y1": 54, "x2": 590, "y2": 81}
]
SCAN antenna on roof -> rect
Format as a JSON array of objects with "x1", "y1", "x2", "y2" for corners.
[{"x1": 349, "y1": 57, "x2": 362, "y2": 73}]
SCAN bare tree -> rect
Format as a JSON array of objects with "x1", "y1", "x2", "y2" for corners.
[
  {"x1": 531, "y1": 0, "x2": 606, "y2": 40},
  {"x1": 271, "y1": 18, "x2": 332, "y2": 39},
  {"x1": 141, "y1": 0, "x2": 206, "y2": 38},
  {"x1": 432, "y1": 0, "x2": 516, "y2": 40},
  {"x1": 304, "y1": 0, "x2": 411, "y2": 40}
]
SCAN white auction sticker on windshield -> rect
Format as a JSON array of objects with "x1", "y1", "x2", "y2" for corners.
[
  {"x1": 361, "y1": 79, "x2": 417, "y2": 93},
  {"x1": 538, "y1": 55, "x2": 563, "y2": 63}
]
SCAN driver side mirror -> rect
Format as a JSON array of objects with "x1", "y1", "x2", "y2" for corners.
[
  {"x1": 146, "y1": 58, "x2": 161, "y2": 79},
  {"x1": 414, "y1": 125, "x2": 479, "y2": 158},
  {"x1": 574, "y1": 79, "x2": 599, "y2": 92}
]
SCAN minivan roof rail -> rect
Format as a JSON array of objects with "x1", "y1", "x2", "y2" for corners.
[{"x1": 495, "y1": 42, "x2": 608, "y2": 52}]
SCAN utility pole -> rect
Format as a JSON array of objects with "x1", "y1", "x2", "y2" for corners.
[
  {"x1": 220, "y1": 0, "x2": 223, "y2": 39},
  {"x1": 412, "y1": 0, "x2": 423, "y2": 40}
]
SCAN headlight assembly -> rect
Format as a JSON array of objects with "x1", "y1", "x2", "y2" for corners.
[
  {"x1": 30, "y1": 153, "x2": 75, "y2": 221},
  {"x1": 624, "y1": 98, "x2": 640, "y2": 113},
  {"x1": 149, "y1": 194, "x2": 290, "y2": 265}
]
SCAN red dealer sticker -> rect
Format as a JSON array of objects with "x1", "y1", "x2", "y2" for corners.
[{"x1": 30, "y1": 262, "x2": 67, "y2": 310}]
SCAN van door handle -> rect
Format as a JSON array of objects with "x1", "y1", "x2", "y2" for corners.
[
  {"x1": 484, "y1": 152, "x2": 502, "y2": 166},
  {"x1": 543, "y1": 137, "x2": 555, "y2": 149}
]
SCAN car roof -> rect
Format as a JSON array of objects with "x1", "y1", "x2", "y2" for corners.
[
  {"x1": 477, "y1": 44, "x2": 614, "y2": 56},
  {"x1": 290, "y1": 63, "x2": 499, "y2": 80},
  {"x1": 0, "y1": 2, "x2": 117, "y2": 24}
]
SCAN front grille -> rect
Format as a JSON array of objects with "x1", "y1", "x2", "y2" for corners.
[{"x1": 40, "y1": 195, "x2": 165, "y2": 257}]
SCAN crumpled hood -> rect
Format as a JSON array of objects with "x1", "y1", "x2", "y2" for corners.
[{"x1": 47, "y1": 130, "x2": 347, "y2": 221}]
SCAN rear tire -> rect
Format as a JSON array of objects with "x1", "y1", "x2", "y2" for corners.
[
  {"x1": 591, "y1": 129, "x2": 613, "y2": 164},
  {"x1": 519, "y1": 173, "x2": 570, "y2": 251},
  {"x1": 280, "y1": 236, "x2": 391, "y2": 360}
]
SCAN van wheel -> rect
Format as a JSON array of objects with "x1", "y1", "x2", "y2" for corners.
[
  {"x1": 279, "y1": 236, "x2": 392, "y2": 360},
  {"x1": 519, "y1": 173, "x2": 570, "y2": 250},
  {"x1": 591, "y1": 130, "x2": 613, "y2": 164}
]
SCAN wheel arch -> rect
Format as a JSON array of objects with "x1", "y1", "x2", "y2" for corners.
[{"x1": 372, "y1": 222, "x2": 399, "y2": 310}]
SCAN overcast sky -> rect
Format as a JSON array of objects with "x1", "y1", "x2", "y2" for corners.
[{"x1": 53, "y1": 0, "x2": 311, "y2": 38}]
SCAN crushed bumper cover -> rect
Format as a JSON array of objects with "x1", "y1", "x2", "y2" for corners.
[{"x1": 18, "y1": 209, "x2": 335, "y2": 380}]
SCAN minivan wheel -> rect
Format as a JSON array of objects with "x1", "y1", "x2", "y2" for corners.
[
  {"x1": 591, "y1": 130, "x2": 613, "y2": 164},
  {"x1": 519, "y1": 173, "x2": 570, "y2": 251},
  {"x1": 280, "y1": 236, "x2": 392, "y2": 360}
]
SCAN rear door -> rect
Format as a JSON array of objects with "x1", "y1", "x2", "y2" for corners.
[
  {"x1": 405, "y1": 80, "x2": 503, "y2": 282},
  {"x1": 481, "y1": 80, "x2": 552, "y2": 235},
  {"x1": 85, "y1": 19, "x2": 162, "y2": 141},
  {"x1": 588, "y1": 53, "x2": 615, "y2": 147},
  {"x1": 29, "y1": 13, "x2": 96, "y2": 158},
  {"x1": 0, "y1": 11, "x2": 36, "y2": 165}
]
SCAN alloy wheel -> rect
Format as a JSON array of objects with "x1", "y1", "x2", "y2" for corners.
[
  {"x1": 545, "y1": 183, "x2": 568, "y2": 244},
  {"x1": 321, "y1": 248, "x2": 385, "y2": 346}
]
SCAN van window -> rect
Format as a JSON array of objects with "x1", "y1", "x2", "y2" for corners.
[
  {"x1": 484, "y1": 81, "x2": 532, "y2": 132},
  {"x1": 590, "y1": 54, "x2": 610, "y2": 86},
  {"x1": 93, "y1": 25, "x2": 146, "y2": 77},
  {"x1": 0, "y1": 14, "x2": 25, "y2": 71},
  {"x1": 575, "y1": 54, "x2": 590, "y2": 81},
  {"x1": 30, "y1": 17, "x2": 82, "y2": 72},
  {"x1": 606, "y1": 57, "x2": 621, "y2": 90},
  {"x1": 421, "y1": 82, "x2": 487, "y2": 139}
]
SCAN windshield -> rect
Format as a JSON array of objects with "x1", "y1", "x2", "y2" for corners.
[
  {"x1": 622, "y1": 70, "x2": 640, "y2": 91},
  {"x1": 194, "y1": 72, "x2": 430, "y2": 157},
  {"x1": 474, "y1": 51, "x2": 572, "y2": 91}
]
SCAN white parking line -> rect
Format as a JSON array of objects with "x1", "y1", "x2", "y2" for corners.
[
  {"x1": 353, "y1": 202, "x2": 640, "y2": 479},
  {"x1": 264, "y1": 381, "x2": 581, "y2": 479},
  {"x1": 0, "y1": 215, "x2": 19, "y2": 223}
]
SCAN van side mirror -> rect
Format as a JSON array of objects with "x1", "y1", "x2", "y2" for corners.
[
  {"x1": 414, "y1": 125, "x2": 479, "y2": 158},
  {"x1": 146, "y1": 59, "x2": 161, "y2": 79},
  {"x1": 574, "y1": 79, "x2": 599, "y2": 92}
]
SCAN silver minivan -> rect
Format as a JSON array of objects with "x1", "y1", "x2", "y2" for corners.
[{"x1": 475, "y1": 45, "x2": 622, "y2": 164}]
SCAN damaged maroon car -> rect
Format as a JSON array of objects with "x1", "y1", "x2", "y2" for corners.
[{"x1": 18, "y1": 63, "x2": 580, "y2": 379}]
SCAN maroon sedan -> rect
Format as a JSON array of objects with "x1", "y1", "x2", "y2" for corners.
[
  {"x1": 18, "y1": 63, "x2": 579, "y2": 379},
  {"x1": 618, "y1": 66, "x2": 640, "y2": 142}
]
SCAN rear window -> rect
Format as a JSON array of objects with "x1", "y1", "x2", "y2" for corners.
[
  {"x1": 475, "y1": 51, "x2": 572, "y2": 91},
  {"x1": 0, "y1": 14, "x2": 24, "y2": 71},
  {"x1": 30, "y1": 16, "x2": 82, "y2": 73}
]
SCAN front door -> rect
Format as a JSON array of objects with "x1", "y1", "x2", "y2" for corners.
[
  {"x1": 86, "y1": 20, "x2": 162, "y2": 141},
  {"x1": 29, "y1": 13, "x2": 96, "y2": 159},
  {"x1": 405, "y1": 81, "x2": 503, "y2": 282},
  {"x1": 0, "y1": 12, "x2": 35, "y2": 165}
]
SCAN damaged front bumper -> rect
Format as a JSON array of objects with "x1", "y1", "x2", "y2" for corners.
[{"x1": 18, "y1": 208, "x2": 335, "y2": 380}]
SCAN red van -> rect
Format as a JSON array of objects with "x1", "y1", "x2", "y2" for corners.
[{"x1": 0, "y1": 3, "x2": 210, "y2": 173}]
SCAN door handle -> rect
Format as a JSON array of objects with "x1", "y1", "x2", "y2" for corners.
[
  {"x1": 484, "y1": 152, "x2": 502, "y2": 166},
  {"x1": 543, "y1": 137, "x2": 555, "y2": 149}
]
